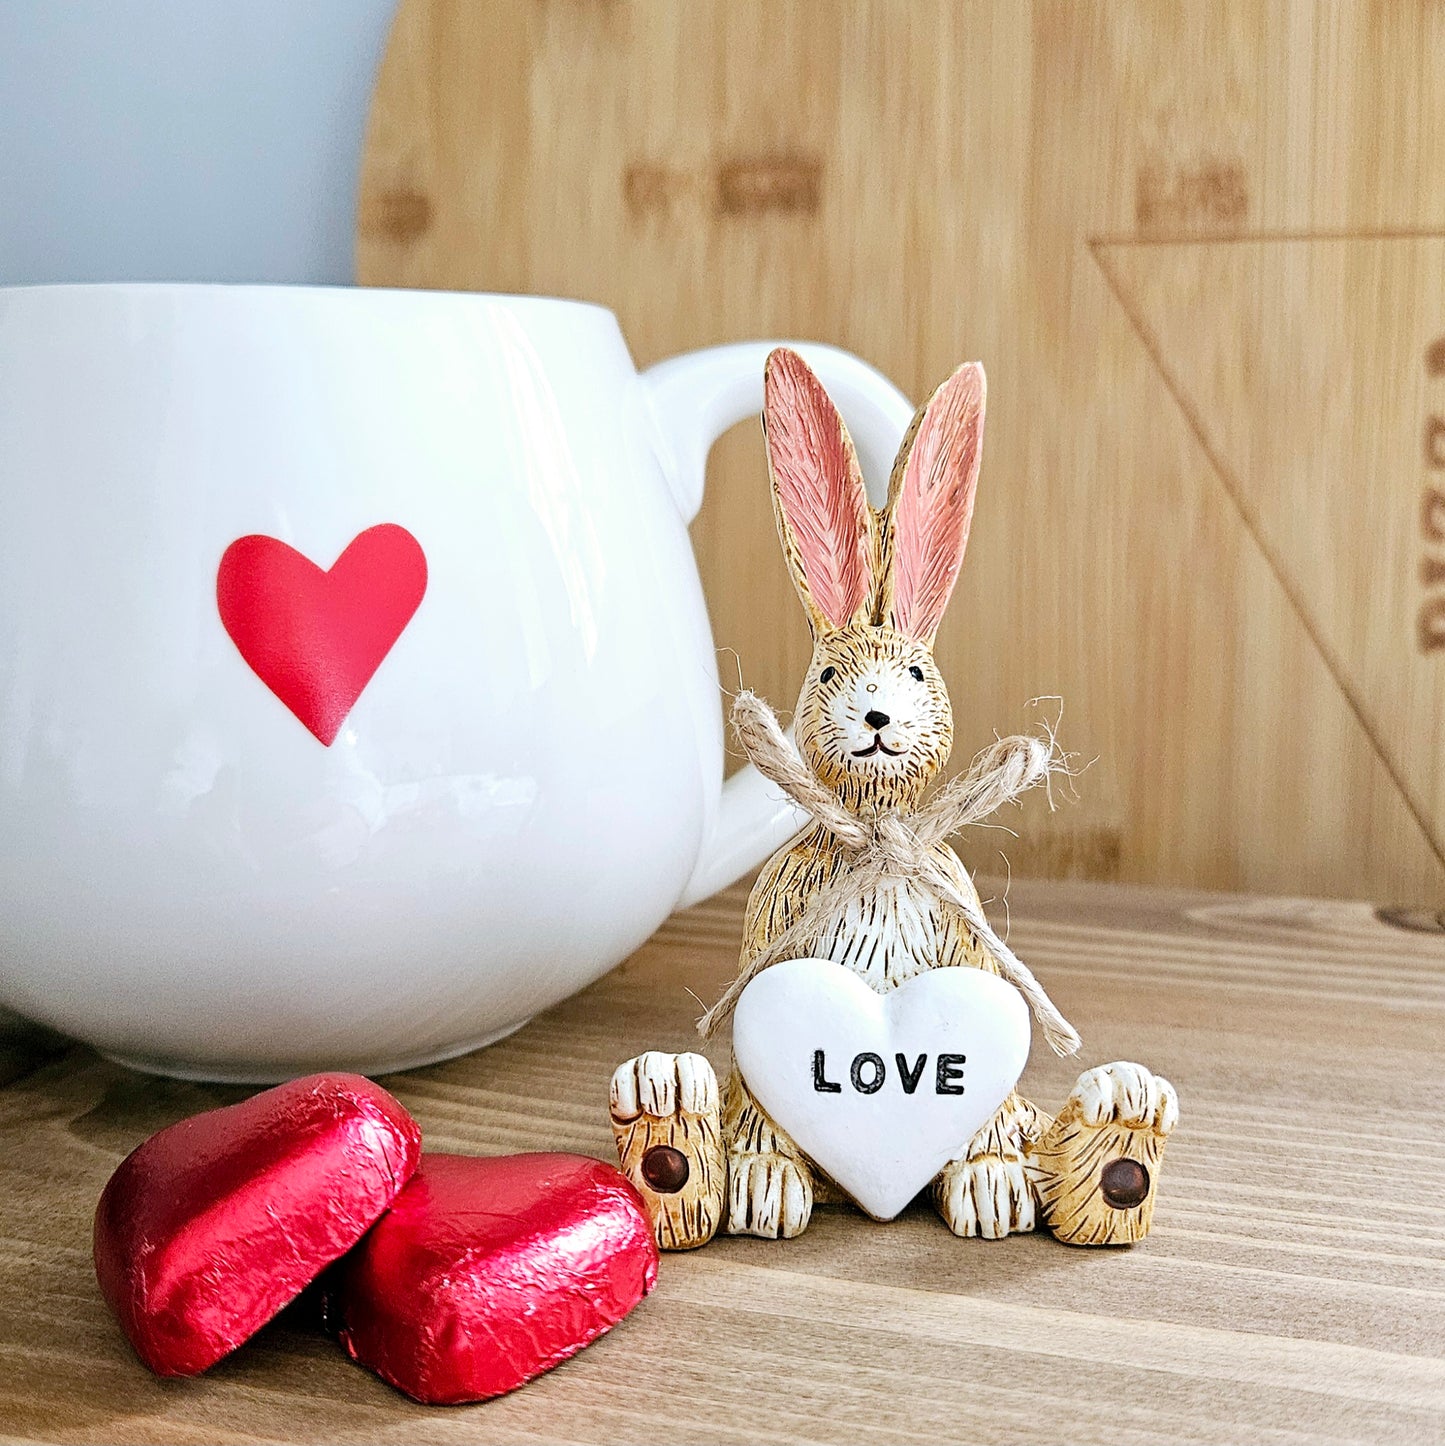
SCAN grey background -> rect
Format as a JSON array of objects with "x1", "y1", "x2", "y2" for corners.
[{"x1": 0, "y1": 0, "x2": 398, "y2": 286}]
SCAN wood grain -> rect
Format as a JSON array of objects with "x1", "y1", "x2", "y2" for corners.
[
  {"x1": 357, "y1": 0, "x2": 1445, "y2": 904},
  {"x1": 2, "y1": 878, "x2": 1443, "y2": 1444}
]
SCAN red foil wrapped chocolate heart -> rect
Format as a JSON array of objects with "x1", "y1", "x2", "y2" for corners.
[
  {"x1": 94, "y1": 1073, "x2": 421, "y2": 1376},
  {"x1": 332, "y1": 1152, "x2": 659, "y2": 1403}
]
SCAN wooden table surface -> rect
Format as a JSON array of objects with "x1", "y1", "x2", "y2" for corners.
[{"x1": 2, "y1": 878, "x2": 1443, "y2": 1445}]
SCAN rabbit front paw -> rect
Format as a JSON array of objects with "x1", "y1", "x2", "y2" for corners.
[
  {"x1": 933, "y1": 1153, "x2": 1038, "y2": 1238},
  {"x1": 726, "y1": 1151, "x2": 814, "y2": 1239}
]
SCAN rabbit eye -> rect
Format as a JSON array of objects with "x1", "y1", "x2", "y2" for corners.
[
  {"x1": 819, "y1": 666, "x2": 837, "y2": 685},
  {"x1": 908, "y1": 665, "x2": 925, "y2": 682}
]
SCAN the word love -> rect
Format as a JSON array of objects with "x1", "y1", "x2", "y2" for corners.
[{"x1": 812, "y1": 1049, "x2": 966, "y2": 1096}]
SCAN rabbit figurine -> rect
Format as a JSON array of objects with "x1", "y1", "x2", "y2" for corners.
[{"x1": 610, "y1": 349, "x2": 1177, "y2": 1249}]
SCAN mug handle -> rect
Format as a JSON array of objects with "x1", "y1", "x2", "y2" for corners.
[{"x1": 640, "y1": 341, "x2": 915, "y2": 908}]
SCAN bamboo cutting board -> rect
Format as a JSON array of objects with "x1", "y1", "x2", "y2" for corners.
[{"x1": 357, "y1": 0, "x2": 1445, "y2": 904}]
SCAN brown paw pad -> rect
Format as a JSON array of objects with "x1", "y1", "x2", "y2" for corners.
[
  {"x1": 640, "y1": 1144, "x2": 691, "y2": 1194},
  {"x1": 1099, "y1": 1157, "x2": 1150, "y2": 1209}
]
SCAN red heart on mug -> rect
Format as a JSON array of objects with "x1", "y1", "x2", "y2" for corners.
[
  {"x1": 331, "y1": 1153, "x2": 659, "y2": 1404},
  {"x1": 217, "y1": 524, "x2": 427, "y2": 745},
  {"x1": 94, "y1": 1074, "x2": 422, "y2": 1377}
]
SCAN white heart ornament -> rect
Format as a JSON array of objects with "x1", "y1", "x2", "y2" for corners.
[{"x1": 732, "y1": 959, "x2": 1031, "y2": 1220}]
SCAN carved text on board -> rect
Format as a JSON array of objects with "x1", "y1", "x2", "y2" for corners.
[{"x1": 1422, "y1": 336, "x2": 1445, "y2": 653}]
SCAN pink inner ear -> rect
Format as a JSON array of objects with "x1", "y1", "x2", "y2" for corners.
[
  {"x1": 766, "y1": 351, "x2": 872, "y2": 631},
  {"x1": 891, "y1": 364, "x2": 984, "y2": 642}
]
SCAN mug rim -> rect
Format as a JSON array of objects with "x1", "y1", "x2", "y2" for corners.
[{"x1": 0, "y1": 280, "x2": 619, "y2": 321}]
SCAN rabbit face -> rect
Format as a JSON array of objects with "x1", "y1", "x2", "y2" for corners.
[{"x1": 796, "y1": 625, "x2": 953, "y2": 812}]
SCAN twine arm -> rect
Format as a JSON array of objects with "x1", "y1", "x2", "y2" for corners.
[
  {"x1": 702, "y1": 690, "x2": 1082, "y2": 1054},
  {"x1": 913, "y1": 729, "x2": 1068, "y2": 848},
  {"x1": 729, "y1": 691, "x2": 867, "y2": 847}
]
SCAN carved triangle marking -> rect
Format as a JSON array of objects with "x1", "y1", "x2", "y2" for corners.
[{"x1": 1090, "y1": 237, "x2": 1445, "y2": 875}]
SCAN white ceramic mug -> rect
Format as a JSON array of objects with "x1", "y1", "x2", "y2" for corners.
[{"x1": 0, "y1": 284, "x2": 912, "y2": 1080}]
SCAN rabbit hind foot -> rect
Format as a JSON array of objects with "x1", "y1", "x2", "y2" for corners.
[
  {"x1": 1027, "y1": 1061, "x2": 1179, "y2": 1246},
  {"x1": 726, "y1": 1148, "x2": 814, "y2": 1238},
  {"x1": 610, "y1": 1050, "x2": 726, "y2": 1251},
  {"x1": 933, "y1": 1091, "x2": 1049, "y2": 1239}
]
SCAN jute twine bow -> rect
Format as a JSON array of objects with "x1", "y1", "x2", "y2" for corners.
[{"x1": 696, "y1": 691, "x2": 1083, "y2": 1057}]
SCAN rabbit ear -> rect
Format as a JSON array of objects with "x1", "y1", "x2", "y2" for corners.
[
  {"x1": 877, "y1": 362, "x2": 985, "y2": 648},
  {"x1": 763, "y1": 348, "x2": 876, "y2": 636}
]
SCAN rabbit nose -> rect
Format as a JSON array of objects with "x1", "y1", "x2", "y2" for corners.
[{"x1": 864, "y1": 709, "x2": 890, "y2": 730}]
